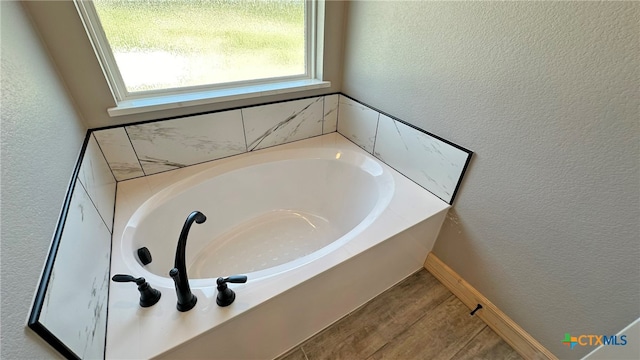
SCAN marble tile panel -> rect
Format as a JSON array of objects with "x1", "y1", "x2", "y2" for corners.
[
  {"x1": 337, "y1": 95, "x2": 379, "y2": 153},
  {"x1": 78, "y1": 134, "x2": 116, "y2": 232},
  {"x1": 93, "y1": 127, "x2": 145, "y2": 181},
  {"x1": 38, "y1": 183, "x2": 111, "y2": 360},
  {"x1": 323, "y1": 94, "x2": 339, "y2": 134},
  {"x1": 373, "y1": 114, "x2": 469, "y2": 203},
  {"x1": 126, "y1": 110, "x2": 246, "y2": 175},
  {"x1": 243, "y1": 97, "x2": 323, "y2": 151}
]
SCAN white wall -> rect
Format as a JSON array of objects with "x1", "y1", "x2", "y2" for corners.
[
  {"x1": 342, "y1": 1, "x2": 639, "y2": 359},
  {"x1": 0, "y1": 2, "x2": 87, "y2": 358}
]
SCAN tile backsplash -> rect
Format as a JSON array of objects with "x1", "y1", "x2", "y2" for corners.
[{"x1": 93, "y1": 93, "x2": 471, "y2": 204}]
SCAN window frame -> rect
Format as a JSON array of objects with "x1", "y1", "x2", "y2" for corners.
[{"x1": 74, "y1": 0, "x2": 328, "y2": 116}]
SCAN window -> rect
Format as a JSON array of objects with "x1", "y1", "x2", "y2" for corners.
[{"x1": 75, "y1": 0, "x2": 327, "y2": 116}]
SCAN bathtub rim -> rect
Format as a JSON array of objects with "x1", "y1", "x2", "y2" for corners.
[
  {"x1": 107, "y1": 133, "x2": 451, "y2": 359},
  {"x1": 121, "y1": 146, "x2": 396, "y2": 288}
]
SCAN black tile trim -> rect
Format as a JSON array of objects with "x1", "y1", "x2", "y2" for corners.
[
  {"x1": 450, "y1": 148, "x2": 473, "y2": 205},
  {"x1": 27, "y1": 130, "x2": 92, "y2": 360},
  {"x1": 338, "y1": 93, "x2": 474, "y2": 205},
  {"x1": 338, "y1": 93, "x2": 473, "y2": 155},
  {"x1": 27, "y1": 321, "x2": 80, "y2": 360}
]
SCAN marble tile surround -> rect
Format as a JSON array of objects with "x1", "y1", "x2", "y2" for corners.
[
  {"x1": 94, "y1": 95, "x2": 339, "y2": 181},
  {"x1": 78, "y1": 134, "x2": 117, "y2": 231},
  {"x1": 374, "y1": 114, "x2": 469, "y2": 203},
  {"x1": 337, "y1": 95, "x2": 379, "y2": 153},
  {"x1": 243, "y1": 97, "x2": 323, "y2": 151},
  {"x1": 127, "y1": 110, "x2": 246, "y2": 175},
  {"x1": 33, "y1": 93, "x2": 471, "y2": 359},
  {"x1": 93, "y1": 128, "x2": 144, "y2": 181},
  {"x1": 93, "y1": 93, "x2": 471, "y2": 203},
  {"x1": 36, "y1": 133, "x2": 116, "y2": 359},
  {"x1": 336, "y1": 95, "x2": 471, "y2": 204},
  {"x1": 323, "y1": 94, "x2": 339, "y2": 134},
  {"x1": 39, "y1": 182, "x2": 112, "y2": 360}
]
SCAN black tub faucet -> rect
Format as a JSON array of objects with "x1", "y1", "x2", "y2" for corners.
[{"x1": 170, "y1": 210, "x2": 206, "y2": 312}]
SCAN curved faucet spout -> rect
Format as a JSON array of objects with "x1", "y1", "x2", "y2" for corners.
[
  {"x1": 171, "y1": 210, "x2": 206, "y2": 312},
  {"x1": 175, "y1": 211, "x2": 207, "y2": 272}
]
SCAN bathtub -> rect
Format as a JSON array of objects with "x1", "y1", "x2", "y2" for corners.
[{"x1": 107, "y1": 133, "x2": 450, "y2": 359}]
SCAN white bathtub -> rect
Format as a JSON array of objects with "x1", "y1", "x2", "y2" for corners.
[{"x1": 107, "y1": 133, "x2": 450, "y2": 359}]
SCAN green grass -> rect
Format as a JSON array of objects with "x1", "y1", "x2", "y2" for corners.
[{"x1": 94, "y1": 0, "x2": 305, "y2": 68}]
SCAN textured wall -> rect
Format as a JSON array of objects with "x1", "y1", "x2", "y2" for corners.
[
  {"x1": 0, "y1": 2, "x2": 87, "y2": 358},
  {"x1": 342, "y1": 1, "x2": 639, "y2": 358}
]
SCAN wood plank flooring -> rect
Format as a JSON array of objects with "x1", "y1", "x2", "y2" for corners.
[{"x1": 276, "y1": 269, "x2": 522, "y2": 360}]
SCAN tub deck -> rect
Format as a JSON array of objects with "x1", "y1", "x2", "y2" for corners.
[{"x1": 107, "y1": 133, "x2": 450, "y2": 359}]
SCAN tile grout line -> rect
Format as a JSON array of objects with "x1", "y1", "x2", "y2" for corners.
[
  {"x1": 365, "y1": 342, "x2": 389, "y2": 360},
  {"x1": 276, "y1": 271, "x2": 521, "y2": 360},
  {"x1": 300, "y1": 346, "x2": 310, "y2": 360},
  {"x1": 290, "y1": 271, "x2": 450, "y2": 360},
  {"x1": 455, "y1": 322, "x2": 489, "y2": 359},
  {"x1": 447, "y1": 325, "x2": 490, "y2": 360},
  {"x1": 365, "y1": 293, "x2": 458, "y2": 360},
  {"x1": 443, "y1": 299, "x2": 490, "y2": 359},
  {"x1": 291, "y1": 271, "x2": 427, "y2": 358},
  {"x1": 123, "y1": 126, "x2": 147, "y2": 176},
  {"x1": 77, "y1": 178, "x2": 112, "y2": 235}
]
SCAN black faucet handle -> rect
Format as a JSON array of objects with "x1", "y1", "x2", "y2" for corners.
[
  {"x1": 216, "y1": 275, "x2": 248, "y2": 286},
  {"x1": 111, "y1": 274, "x2": 161, "y2": 307},
  {"x1": 216, "y1": 275, "x2": 247, "y2": 307},
  {"x1": 112, "y1": 274, "x2": 146, "y2": 286}
]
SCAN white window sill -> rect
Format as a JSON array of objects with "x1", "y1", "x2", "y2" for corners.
[{"x1": 107, "y1": 79, "x2": 331, "y2": 117}]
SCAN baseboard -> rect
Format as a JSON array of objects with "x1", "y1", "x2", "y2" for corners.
[{"x1": 424, "y1": 253, "x2": 557, "y2": 360}]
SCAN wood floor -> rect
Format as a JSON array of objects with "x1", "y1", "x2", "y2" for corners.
[{"x1": 276, "y1": 269, "x2": 522, "y2": 360}]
